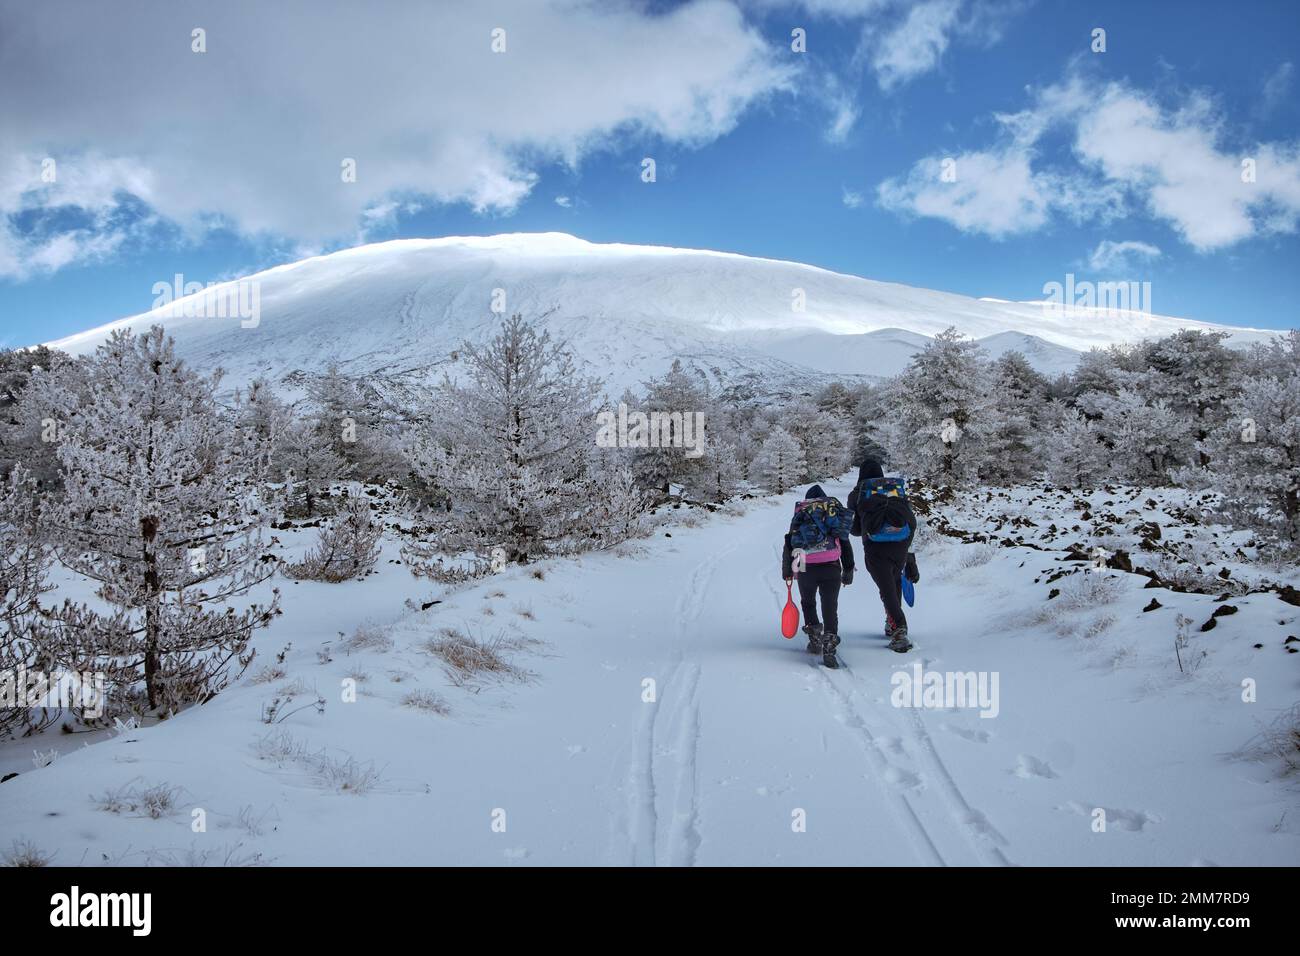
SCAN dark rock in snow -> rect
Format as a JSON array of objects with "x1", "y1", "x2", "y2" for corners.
[{"x1": 1142, "y1": 598, "x2": 1162, "y2": 612}]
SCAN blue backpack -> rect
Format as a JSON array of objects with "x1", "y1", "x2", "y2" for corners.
[{"x1": 858, "y1": 476, "x2": 911, "y2": 543}]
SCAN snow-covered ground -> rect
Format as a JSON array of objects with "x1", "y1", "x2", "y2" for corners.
[{"x1": 2, "y1": 479, "x2": 1296, "y2": 866}]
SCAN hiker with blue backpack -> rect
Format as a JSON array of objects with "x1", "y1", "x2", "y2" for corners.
[
  {"x1": 782, "y1": 484, "x2": 855, "y2": 669},
  {"x1": 847, "y1": 460, "x2": 920, "y2": 653}
]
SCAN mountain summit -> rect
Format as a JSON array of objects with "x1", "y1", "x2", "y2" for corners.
[{"x1": 46, "y1": 232, "x2": 1269, "y2": 395}]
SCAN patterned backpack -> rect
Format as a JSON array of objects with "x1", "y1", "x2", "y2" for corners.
[{"x1": 790, "y1": 497, "x2": 848, "y2": 562}]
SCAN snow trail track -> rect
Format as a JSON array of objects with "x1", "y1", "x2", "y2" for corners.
[{"x1": 1, "y1": 482, "x2": 1296, "y2": 866}]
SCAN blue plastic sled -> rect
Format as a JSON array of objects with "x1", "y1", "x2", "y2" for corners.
[{"x1": 900, "y1": 571, "x2": 915, "y2": 607}]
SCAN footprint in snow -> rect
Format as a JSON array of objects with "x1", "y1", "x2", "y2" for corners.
[
  {"x1": 566, "y1": 744, "x2": 586, "y2": 757},
  {"x1": 1060, "y1": 801, "x2": 1161, "y2": 832},
  {"x1": 1013, "y1": 754, "x2": 1059, "y2": 779},
  {"x1": 942, "y1": 723, "x2": 990, "y2": 744},
  {"x1": 882, "y1": 765, "x2": 922, "y2": 790}
]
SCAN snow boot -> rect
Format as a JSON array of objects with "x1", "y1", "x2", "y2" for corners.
[
  {"x1": 821, "y1": 631, "x2": 841, "y2": 669},
  {"x1": 803, "y1": 623, "x2": 824, "y2": 655},
  {"x1": 885, "y1": 615, "x2": 898, "y2": 639},
  {"x1": 887, "y1": 624, "x2": 912, "y2": 654}
]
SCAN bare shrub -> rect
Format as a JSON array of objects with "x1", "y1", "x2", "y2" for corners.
[
  {"x1": 421, "y1": 627, "x2": 535, "y2": 687},
  {"x1": 2, "y1": 839, "x2": 52, "y2": 867},
  {"x1": 249, "y1": 664, "x2": 287, "y2": 685},
  {"x1": 341, "y1": 623, "x2": 393, "y2": 654},
  {"x1": 957, "y1": 541, "x2": 1001, "y2": 569},
  {"x1": 1056, "y1": 572, "x2": 1124, "y2": 610},
  {"x1": 93, "y1": 780, "x2": 182, "y2": 818},
  {"x1": 252, "y1": 729, "x2": 381, "y2": 794},
  {"x1": 313, "y1": 753, "x2": 382, "y2": 794},
  {"x1": 286, "y1": 493, "x2": 382, "y2": 582},
  {"x1": 1241, "y1": 703, "x2": 1300, "y2": 775},
  {"x1": 401, "y1": 689, "x2": 451, "y2": 716}
]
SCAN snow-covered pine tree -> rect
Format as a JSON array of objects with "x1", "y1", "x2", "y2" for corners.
[
  {"x1": 409, "y1": 314, "x2": 606, "y2": 563},
  {"x1": 1191, "y1": 369, "x2": 1300, "y2": 547},
  {"x1": 38, "y1": 327, "x2": 279, "y2": 715},
  {"x1": 632, "y1": 359, "x2": 713, "y2": 497},
  {"x1": 277, "y1": 416, "x2": 348, "y2": 517},
  {"x1": 849, "y1": 385, "x2": 891, "y2": 466},
  {"x1": 305, "y1": 365, "x2": 404, "y2": 483},
  {"x1": 688, "y1": 438, "x2": 742, "y2": 502},
  {"x1": 1042, "y1": 403, "x2": 1106, "y2": 489},
  {"x1": 783, "y1": 399, "x2": 850, "y2": 481},
  {"x1": 889, "y1": 327, "x2": 992, "y2": 482},
  {"x1": 982, "y1": 351, "x2": 1050, "y2": 484},
  {"x1": 1082, "y1": 387, "x2": 1191, "y2": 484},
  {"x1": 0, "y1": 467, "x2": 50, "y2": 737},
  {"x1": 752, "y1": 426, "x2": 807, "y2": 494},
  {"x1": 2, "y1": 345, "x2": 82, "y2": 489},
  {"x1": 1140, "y1": 330, "x2": 1242, "y2": 466}
]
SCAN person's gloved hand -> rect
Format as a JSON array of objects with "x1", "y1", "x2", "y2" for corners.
[
  {"x1": 904, "y1": 555, "x2": 920, "y2": 584},
  {"x1": 841, "y1": 567, "x2": 854, "y2": 586}
]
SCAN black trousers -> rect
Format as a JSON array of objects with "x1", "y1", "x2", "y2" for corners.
[
  {"x1": 864, "y1": 545, "x2": 908, "y2": 627},
  {"x1": 796, "y1": 562, "x2": 841, "y2": 635}
]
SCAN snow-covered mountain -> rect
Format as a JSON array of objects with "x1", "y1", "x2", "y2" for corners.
[{"x1": 46, "y1": 232, "x2": 1272, "y2": 397}]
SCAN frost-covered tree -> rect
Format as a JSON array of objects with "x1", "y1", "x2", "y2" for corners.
[
  {"x1": 0, "y1": 468, "x2": 50, "y2": 737},
  {"x1": 1191, "y1": 372, "x2": 1300, "y2": 546},
  {"x1": 277, "y1": 417, "x2": 347, "y2": 517},
  {"x1": 1042, "y1": 403, "x2": 1106, "y2": 489},
  {"x1": 783, "y1": 399, "x2": 850, "y2": 481},
  {"x1": 35, "y1": 327, "x2": 278, "y2": 714},
  {"x1": 1, "y1": 345, "x2": 80, "y2": 488},
  {"x1": 982, "y1": 351, "x2": 1050, "y2": 484},
  {"x1": 628, "y1": 359, "x2": 717, "y2": 497},
  {"x1": 1082, "y1": 388, "x2": 1191, "y2": 484},
  {"x1": 305, "y1": 365, "x2": 403, "y2": 482},
  {"x1": 1140, "y1": 330, "x2": 1241, "y2": 465},
  {"x1": 752, "y1": 426, "x2": 806, "y2": 494},
  {"x1": 689, "y1": 438, "x2": 742, "y2": 502},
  {"x1": 287, "y1": 488, "x2": 383, "y2": 581},
  {"x1": 409, "y1": 314, "x2": 609, "y2": 563},
  {"x1": 890, "y1": 328, "x2": 992, "y2": 481},
  {"x1": 849, "y1": 385, "x2": 891, "y2": 467}
]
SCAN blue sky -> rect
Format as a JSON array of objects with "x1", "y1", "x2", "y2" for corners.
[{"x1": 2, "y1": 0, "x2": 1298, "y2": 347}]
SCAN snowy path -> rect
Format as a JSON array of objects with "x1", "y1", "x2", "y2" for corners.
[{"x1": 2, "y1": 484, "x2": 1297, "y2": 866}]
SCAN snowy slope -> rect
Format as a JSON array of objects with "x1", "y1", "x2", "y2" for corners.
[
  {"x1": 44, "y1": 233, "x2": 1273, "y2": 396},
  {"x1": 2, "y1": 483, "x2": 1296, "y2": 866}
]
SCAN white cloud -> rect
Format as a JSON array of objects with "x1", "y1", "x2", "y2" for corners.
[
  {"x1": 871, "y1": 0, "x2": 962, "y2": 91},
  {"x1": 877, "y1": 70, "x2": 1300, "y2": 250},
  {"x1": 0, "y1": 0, "x2": 796, "y2": 278},
  {"x1": 841, "y1": 186, "x2": 865, "y2": 208},
  {"x1": 1087, "y1": 239, "x2": 1161, "y2": 272},
  {"x1": 877, "y1": 146, "x2": 1053, "y2": 237},
  {"x1": 1261, "y1": 61, "x2": 1294, "y2": 115},
  {"x1": 554, "y1": 195, "x2": 573, "y2": 208}
]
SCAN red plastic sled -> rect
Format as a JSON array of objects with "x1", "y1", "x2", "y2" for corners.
[{"x1": 781, "y1": 581, "x2": 799, "y2": 639}]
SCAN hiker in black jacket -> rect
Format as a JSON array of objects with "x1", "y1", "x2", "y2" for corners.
[
  {"x1": 782, "y1": 484, "x2": 855, "y2": 668},
  {"x1": 846, "y1": 459, "x2": 920, "y2": 652}
]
